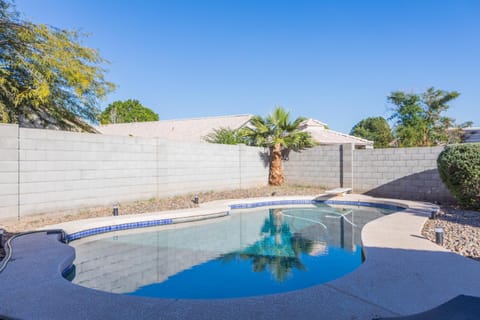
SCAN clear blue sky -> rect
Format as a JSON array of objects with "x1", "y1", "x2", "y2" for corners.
[{"x1": 15, "y1": 0, "x2": 479, "y2": 133}]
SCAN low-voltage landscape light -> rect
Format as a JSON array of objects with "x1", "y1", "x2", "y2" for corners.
[
  {"x1": 0, "y1": 228, "x2": 3, "y2": 248},
  {"x1": 113, "y1": 204, "x2": 119, "y2": 216},
  {"x1": 194, "y1": 194, "x2": 199, "y2": 205},
  {"x1": 435, "y1": 227, "x2": 444, "y2": 246}
]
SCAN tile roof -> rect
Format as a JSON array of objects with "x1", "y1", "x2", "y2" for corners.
[
  {"x1": 300, "y1": 120, "x2": 373, "y2": 147},
  {"x1": 463, "y1": 127, "x2": 480, "y2": 143},
  {"x1": 97, "y1": 114, "x2": 253, "y2": 142},
  {"x1": 97, "y1": 115, "x2": 373, "y2": 147}
]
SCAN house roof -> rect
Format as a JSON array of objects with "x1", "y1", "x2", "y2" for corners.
[
  {"x1": 300, "y1": 119, "x2": 373, "y2": 147},
  {"x1": 97, "y1": 114, "x2": 253, "y2": 142},
  {"x1": 97, "y1": 114, "x2": 373, "y2": 147},
  {"x1": 463, "y1": 127, "x2": 480, "y2": 143}
]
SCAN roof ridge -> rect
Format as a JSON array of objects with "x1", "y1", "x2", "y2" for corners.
[
  {"x1": 159, "y1": 114, "x2": 253, "y2": 122},
  {"x1": 324, "y1": 128, "x2": 374, "y2": 143},
  {"x1": 97, "y1": 114, "x2": 254, "y2": 128},
  {"x1": 98, "y1": 120, "x2": 159, "y2": 127}
]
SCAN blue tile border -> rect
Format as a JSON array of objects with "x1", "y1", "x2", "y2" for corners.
[
  {"x1": 66, "y1": 218, "x2": 173, "y2": 242},
  {"x1": 66, "y1": 199, "x2": 426, "y2": 242},
  {"x1": 229, "y1": 199, "x2": 314, "y2": 209},
  {"x1": 229, "y1": 199, "x2": 407, "y2": 212}
]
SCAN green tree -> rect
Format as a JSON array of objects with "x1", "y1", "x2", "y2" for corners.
[
  {"x1": 350, "y1": 117, "x2": 393, "y2": 148},
  {"x1": 240, "y1": 107, "x2": 316, "y2": 185},
  {"x1": 203, "y1": 127, "x2": 243, "y2": 144},
  {"x1": 0, "y1": 0, "x2": 114, "y2": 131},
  {"x1": 388, "y1": 87, "x2": 460, "y2": 147},
  {"x1": 99, "y1": 99, "x2": 158, "y2": 124},
  {"x1": 437, "y1": 143, "x2": 480, "y2": 210}
]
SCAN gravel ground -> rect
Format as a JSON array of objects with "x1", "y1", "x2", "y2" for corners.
[
  {"x1": 422, "y1": 207, "x2": 480, "y2": 262},
  {"x1": 2, "y1": 186, "x2": 479, "y2": 263}
]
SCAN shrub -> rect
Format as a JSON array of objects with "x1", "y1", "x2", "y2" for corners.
[{"x1": 437, "y1": 143, "x2": 480, "y2": 210}]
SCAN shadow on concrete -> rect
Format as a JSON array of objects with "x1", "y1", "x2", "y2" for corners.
[
  {"x1": 373, "y1": 294, "x2": 480, "y2": 320},
  {"x1": 363, "y1": 169, "x2": 455, "y2": 205},
  {"x1": 331, "y1": 245, "x2": 480, "y2": 318}
]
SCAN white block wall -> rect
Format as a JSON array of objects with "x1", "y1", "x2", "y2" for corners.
[
  {"x1": 159, "y1": 141, "x2": 231, "y2": 196},
  {"x1": 19, "y1": 128, "x2": 158, "y2": 215},
  {"x1": 0, "y1": 122, "x2": 456, "y2": 219},
  {"x1": 285, "y1": 144, "x2": 454, "y2": 203},
  {"x1": 0, "y1": 124, "x2": 268, "y2": 218},
  {"x1": 0, "y1": 124, "x2": 19, "y2": 219},
  {"x1": 156, "y1": 141, "x2": 268, "y2": 197},
  {"x1": 354, "y1": 147, "x2": 453, "y2": 202},
  {"x1": 283, "y1": 145, "x2": 342, "y2": 189}
]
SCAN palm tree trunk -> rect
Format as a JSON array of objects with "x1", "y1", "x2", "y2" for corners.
[{"x1": 269, "y1": 143, "x2": 284, "y2": 185}]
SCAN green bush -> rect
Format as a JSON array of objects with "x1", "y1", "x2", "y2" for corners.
[{"x1": 437, "y1": 143, "x2": 480, "y2": 210}]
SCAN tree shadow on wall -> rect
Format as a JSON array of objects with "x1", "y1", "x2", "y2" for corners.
[
  {"x1": 363, "y1": 169, "x2": 455, "y2": 205},
  {"x1": 258, "y1": 150, "x2": 270, "y2": 168}
]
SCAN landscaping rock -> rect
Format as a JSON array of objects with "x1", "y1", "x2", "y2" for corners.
[{"x1": 422, "y1": 207, "x2": 480, "y2": 261}]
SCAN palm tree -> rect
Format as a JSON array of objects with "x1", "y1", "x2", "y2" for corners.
[{"x1": 240, "y1": 107, "x2": 316, "y2": 185}]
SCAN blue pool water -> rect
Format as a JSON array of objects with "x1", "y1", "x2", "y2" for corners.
[
  {"x1": 132, "y1": 245, "x2": 361, "y2": 299},
  {"x1": 71, "y1": 204, "x2": 399, "y2": 299}
]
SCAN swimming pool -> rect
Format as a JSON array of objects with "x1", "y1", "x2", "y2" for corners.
[{"x1": 69, "y1": 202, "x2": 401, "y2": 299}]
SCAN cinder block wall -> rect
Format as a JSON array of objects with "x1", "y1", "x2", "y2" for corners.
[
  {"x1": 283, "y1": 145, "x2": 342, "y2": 189},
  {"x1": 0, "y1": 124, "x2": 268, "y2": 219},
  {"x1": 284, "y1": 144, "x2": 453, "y2": 203},
  {"x1": 0, "y1": 123, "x2": 456, "y2": 219},
  {"x1": 354, "y1": 147, "x2": 453, "y2": 203},
  {"x1": 19, "y1": 128, "x2": 158, "y2": 216},
  {"x1": 156, "y1": 140, "x2": 241, "y2": 196},
  {"x1": 0, "y1": 125, "x2": 19, "y2": 219},
  {"x1": 156, "y1": 141, "x2": 268, "y2": 197}
]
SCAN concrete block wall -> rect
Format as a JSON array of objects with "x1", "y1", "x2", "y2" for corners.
[
  {"x1": 156, "y1": 141, "x2": 267, "y2": 197},
  {"x1": 0, "y1": 124, "x2": 19, "y2": 219},
  {"x1": 0, "y1": 124, "x2": 268, "y2": 218},
  {"x1": 283, "y1": 145, "x2": 342, "y2": 188},
  {"x1": 239, "y1": 144, "x2": 269, "y2": 188},
  {"x1": 0, "y1": 122, "x2": 456, "y2": 219},
  {"x1": 284, "y1": 144, "x2": 453, "y2": 203},
  {"x1": 341, "y1": 144, "x2": 354, "y2": 189},
  {"x1": 354, "y1": 147, "x2": 453, "y2": 203},
  {"x1": 19, "y1": 128, "x2": 158, "y2": 216}
]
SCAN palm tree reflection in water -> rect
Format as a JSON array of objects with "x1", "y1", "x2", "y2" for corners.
[{"x1": 221, "y1": 209, "x2": 318, "y2": 282}]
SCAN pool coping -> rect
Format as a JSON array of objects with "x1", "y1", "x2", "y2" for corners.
[{"x1": 1, "y1": 194, "x2": 480, "y2": 320}]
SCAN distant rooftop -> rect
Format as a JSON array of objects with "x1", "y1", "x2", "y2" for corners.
[
  {"x1": 97, "y1": 114, "x2": 253, "y2": 142},
  {"x1": 97, "y1": 114, "x2": 373, "y2": 148},
  {"x1": 463, "y1": 127, "x2": 480, "y2": 143}
]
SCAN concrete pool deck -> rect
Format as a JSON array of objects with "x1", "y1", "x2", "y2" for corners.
[{"x1": 1, "y1": 194, "x2": 480, "y2": 319}]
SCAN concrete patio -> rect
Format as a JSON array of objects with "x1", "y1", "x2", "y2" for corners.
[{"x1": 1, "y1": 195, "x2": 479, "y2": 320}]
